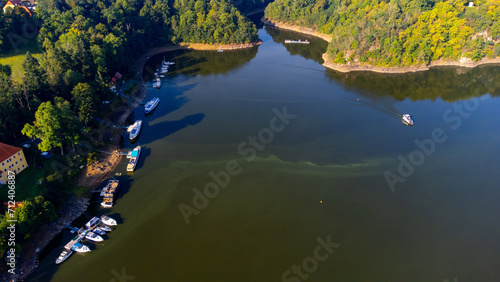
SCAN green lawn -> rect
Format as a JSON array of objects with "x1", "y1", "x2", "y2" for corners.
[
  {"x1": 0, "y1": 37, "x2": 41, "y2": 83},
  {"x1": 0, "y1": 149, "x2": 47, "y2": 202}
]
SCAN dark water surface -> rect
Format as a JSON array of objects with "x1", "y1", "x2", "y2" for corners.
[{"x1": 28, "y1": 25, "x2": 500, "y2": 282}]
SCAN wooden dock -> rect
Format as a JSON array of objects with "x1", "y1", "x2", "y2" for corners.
[{"x1": 284, "y1": 39, "x2": 310, "y2": 44}]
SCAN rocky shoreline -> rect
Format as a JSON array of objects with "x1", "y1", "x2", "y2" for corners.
[
  {"x1": 261, "y1": 16, "x2": 500, "y2": 73},
  {"x1": 2, "y1": 75, "x2": 147, "y2": 282},
  {"x1": 322, "y1": 53, "x2": 500, "y2": 73}
]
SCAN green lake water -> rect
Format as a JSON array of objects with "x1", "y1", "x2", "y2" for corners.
[{"x1": 28, "y1": 24, "x2": 500, "y2": 282}]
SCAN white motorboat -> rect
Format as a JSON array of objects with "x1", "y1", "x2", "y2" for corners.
[
  {"x1": 402, "y1": 114, "x2": 414, "y2": 126},
  {"x1": 129, "y1": 120, "x2": 142, "y2": 140},
  {"x1": 145, "y1": 97, "x2": 160, "y2": 115},
  {"x1": 101, "y1": 215, "x2": 117, "y2": 226},
  {"x1": 217, "y1": 49, "x2": 223, "y2": 52},
  {"x1": 85, "y1": 231, "x2": 104, "y2": 242},
  {"x1": 99, "y1": 225, "x2": 112, "y2": 232},
  {"x1": 72, "y1": 243, "x2": 91, "y2": 253},
  {"x1": 55, "y1": 250, "x2": 73, "y2": 264},
  {"x1": 93, "y1": 228, "x2": 106, "y2": 236},
  {"x1": 126, "y1": 146, "x2": 141, "y2": 172}
]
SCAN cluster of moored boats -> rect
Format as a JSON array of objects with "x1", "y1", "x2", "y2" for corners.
[
  {"x1": 152, "y1": 58, "x2": 174, "y2": 89},
  {"x1": 124, "y1": 95, "x2": 161, "y2": 172},
  {"x1": 56, "y1": 215, "x2": 118, "y2": 264}
]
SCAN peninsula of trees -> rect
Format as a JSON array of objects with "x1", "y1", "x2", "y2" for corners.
[{"x1": 265, "y1": 0, "x2": 500, "y2": 68}]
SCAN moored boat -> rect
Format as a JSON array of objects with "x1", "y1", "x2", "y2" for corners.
[
  {"x1": 145, "y1": 97, "x2": 160, "y2": 115},
  {"x1": 99, "y1": 225, "x2": 112, "y2": 232},
  {"x1": 93, "y1": 228, "x2": 106, "y2": 236},
  {"x1": 401, "y1": 114, "x2": 414, "y2": 126},
  {"x1": 72, "y1": 243, "x2": 91, "y2": 253},
  {"x1": 126, "y1": 146, "x2": 141, "y2": 172},
  {"x1": 85, "y1": 231, "x2": 104, "y2": 242},
  {"x1": 101, "y1": 215, "x2": 117, "y2": 226},
  {"x1": 100, "y1": 180, "x2": 120, "y2": 208},
  {"x1": 55, "y1": 250, "x2": 73, "y2": 264},
  {"x1": 129, "y1": 120, "x2": 142, "y2": 140}
]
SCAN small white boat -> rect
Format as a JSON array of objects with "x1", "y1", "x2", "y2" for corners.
[
  {"x1": 145, "y1": 97, "x2": 160, "y2": 115},
  {"x1": 99, "y1": 225, "x2": 112, "y2": 232},
  {"x1": 402, "y1": 114, "x2": 414, "y2": 126},
  {"x1": 217, "y1": 49, "x2": 223, "y2": 52},
  {"x1": 126, "y1": 146, "x2": 141, "y2": 172},
  {"x1": 101, "y1": 215, "x2": 117, "y2": 226},
  {"x1": 129, "y1": 120, "x2": 142, "y2": 140},
  {"x1": 85, "y1": 231, "x2": 104, "y2": 242},
  {"x1": 93, "y1": 228, "x2": 106, "y2": 236},
  {"x1": 72, "y1": 243, "x2": 91, "y2": 253},
  {"x1": 55, "y1": 250, "x2": 73, "y2": 264}
]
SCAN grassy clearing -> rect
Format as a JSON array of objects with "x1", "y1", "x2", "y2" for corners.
[{"x1": 0, "y1": 37, "x2": 41, "y2": 83}]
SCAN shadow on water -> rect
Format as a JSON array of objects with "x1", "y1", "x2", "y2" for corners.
[
  {"x1": 140, "y1": 113, "x2": 205, "y2": 144},
  {"x1": 325, "y1": 65, "x2": 500, "y2": 102},
  {"x1": 145, "y1": 47, "x2": 259, "y2": 79},
  {"x1": 264, "y1": 25, "x2": 328, "y2": 64}
]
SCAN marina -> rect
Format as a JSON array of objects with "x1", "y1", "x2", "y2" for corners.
[{"x1": 59, "y1": 215, "x2": 117, "y2": 263}]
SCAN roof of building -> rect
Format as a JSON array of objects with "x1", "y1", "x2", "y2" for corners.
[{"x1": 0, "y1": 142, "x2": 22, "y2": 162}]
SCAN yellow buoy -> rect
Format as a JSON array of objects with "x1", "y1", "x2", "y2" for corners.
[{"x1": 320, "y1": 201, "x2": 323, "y2": 203}]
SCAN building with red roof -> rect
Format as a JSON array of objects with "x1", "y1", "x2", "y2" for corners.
[
  {"x1": 0, "y1": 142, "x2": 28, "y2": 185},
  {"x1": 3, "y1": 0, "x2": 37, "y2": 16}
]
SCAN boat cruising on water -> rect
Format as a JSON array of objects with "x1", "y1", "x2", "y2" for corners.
[
  {"x1": 55, "y1": 250, "x2": 73, "y2": 264},
  {"x1": 100, "y1": 180, "x2": 120, "y2": 208},
  {"x1": 127, "y1": 146, "x2": 141, "y2": 172},
  {"x1": 128, "y1": 120, "x2": 142, "y2": 140},
  {"x1": 101, "y1": 215, "x2": 117, "y2": 226},
  {"x1": 145, "y1": 97, "x2": 160, "y2": 115},
  {"x1": 85, "y1": 231, "x2": 104, "y2": 242},
  {"x1": 401, "y1": 114, "x2": 414, "y2": 126},
  {"x1": 217, "y1": 49, "x2": 223, "y2": 52},
  {"x1": 284, "y1": 39, "x2": 310, "y2": 44},
  {"x1": 72, "y1": 243, "x2": 91, "y2": 253}
]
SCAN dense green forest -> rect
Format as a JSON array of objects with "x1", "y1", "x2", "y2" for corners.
[
  {"x1": 266, "y1": 0, "x2": 500, "y2": 67},
  {"x1": 0, "y1": 0, "x2": 261, "y2": 260}
]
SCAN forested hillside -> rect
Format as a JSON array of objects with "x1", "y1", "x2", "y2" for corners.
[
  {"x1": 265, "y1": 0, "x2": 500, "y2": 67},
  {"x1": 0, "y1": 0, "x2": 259, "y2": 143}
]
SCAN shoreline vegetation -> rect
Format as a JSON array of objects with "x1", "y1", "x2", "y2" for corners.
[
  {"x1": 261, "y1": 17, "x2": 500, "y2": 74},
  {"x1": 8, "y1": 39, "x2": 260, "y2": 281}
]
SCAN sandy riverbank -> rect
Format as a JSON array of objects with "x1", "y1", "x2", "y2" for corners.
[
  {"x1": 261, "y1": 17, "x2": 500, "y2": 73},
  {"x1": 261, "y1": 17, "x2": 331, "y2": 42}
]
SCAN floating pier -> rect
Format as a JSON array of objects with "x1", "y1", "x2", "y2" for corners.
[{"x1": 284, "y1": 39, "x2": 310, "y2": 44}]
